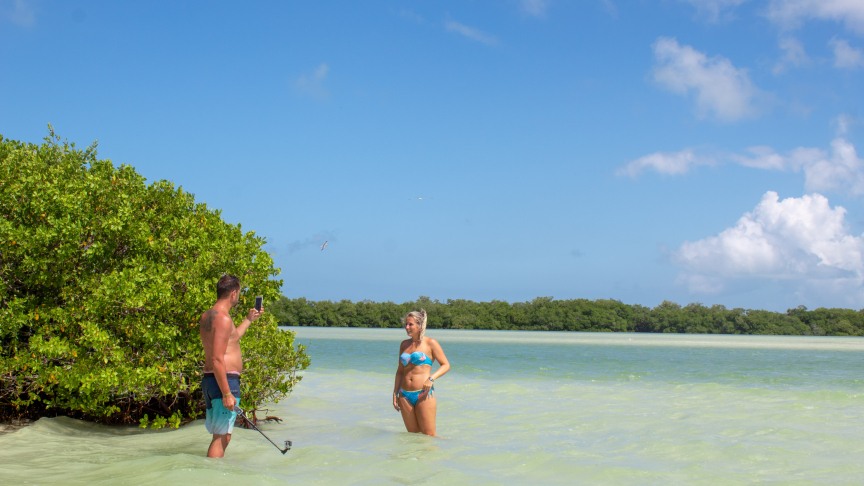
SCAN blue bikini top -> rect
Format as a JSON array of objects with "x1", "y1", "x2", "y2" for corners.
[{"x1": 400, "y1": 351, "x2": 433, "y2": 367}]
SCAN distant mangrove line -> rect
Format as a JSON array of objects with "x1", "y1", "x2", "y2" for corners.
[{"x1": 269, "y1": 296, "x2": 864, "y2": 336}]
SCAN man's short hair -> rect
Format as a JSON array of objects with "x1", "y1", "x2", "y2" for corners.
[{"x1": 216, "y1": 275, "x2": 241, "y2": 300}]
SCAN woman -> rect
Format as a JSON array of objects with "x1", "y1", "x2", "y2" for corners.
[{"x1": 392, "y1": 309, "x2": 450, "y2": 437}]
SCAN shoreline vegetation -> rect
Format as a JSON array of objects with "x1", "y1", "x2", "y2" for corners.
[
  {"x1": 2, "y1": 130, "x2": 858, "y2": 431},
  {"x1": 269, "y1": 296, "x2": 864, "y2": 336},
  {"x1": 1, "y1": 131, "x2": 309, "y2": 426}
]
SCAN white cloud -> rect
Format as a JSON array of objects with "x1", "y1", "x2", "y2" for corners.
[
  {"x1": 681, "y1": 0, "x2": 751, "y2": 21},
  {"x1": 829, "y1": 37, "x2": 864, "y2": 68},
  {"x1": 729, "y1": 145, "x2": 789, "y2": 170},
  {"x1": 1, "y1": 0, "x2": 35, "y2": 26},
  {"x1": 522, "y1": 0, "x2": 547, "y2": 17},
  {"x1": 773, "y1": 37, "x2": 810, "y2": 74},
  {"x1": 731, "y1": 136, "x2": 864, "y2": 196},
  {"x1": 624, "y1": 117, "x2": 864, "y2": 196},
  {"x1": 652, "y1": 37, "x2": 762, "y2": 122},
  {"x1": 767, "y1": 0, "x2": 864, "y2": 35},
  {"x1": 295, "y1": 63, "x2": 330, "y2": 100},
  {"x1": 804, "y1": 138, "x2": 864, "y2": 195},
  {"x1": 445, "y1": 21, "x2": 499, "y2": 46},
  {"x1": 833, "y1": 114, "x2": 855, "y2": 135},
  {"x1": 675, "y1": 191, "x2": 864, "y2": 295},
  {"x1": 617, "y1": 149, "x2": 713, "y2": 177}
]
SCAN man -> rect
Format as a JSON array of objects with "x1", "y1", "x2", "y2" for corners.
[{"x1": 199, "y1": 275, "x2": 262, "y2": 458}]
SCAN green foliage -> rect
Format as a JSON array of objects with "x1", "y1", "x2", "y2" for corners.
[
  {"x1": 0, "y1": 129, "x2": 309, "y2": 424},
  {"x1": 150, "y1": 415, "x2": 168, "y2": 429},
  {"x1": 269, "y1": 296, "x2": 864, "y2": 336}
]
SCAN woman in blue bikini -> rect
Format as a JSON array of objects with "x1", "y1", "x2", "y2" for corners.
[{"x1": 392, "y1": 309, "x2": 450, "y2": 437}]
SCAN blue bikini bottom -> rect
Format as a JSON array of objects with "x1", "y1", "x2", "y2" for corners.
[{"x1": 399, "y1": 387, "x2": 434, "y2": 406}]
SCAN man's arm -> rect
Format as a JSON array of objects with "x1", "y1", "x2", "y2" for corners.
[
  {"x1": 235, "y1": 307, "x2": 263, "y2": 338},
  {"x1": 212, "y1": 314, "x2": 236, "y2": 411}
]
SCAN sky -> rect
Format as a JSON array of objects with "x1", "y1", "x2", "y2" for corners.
[{"x1": 2, "y1": 0, "x2": 864, "y2": 311}]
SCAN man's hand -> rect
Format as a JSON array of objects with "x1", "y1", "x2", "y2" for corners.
[
  {"x1": 222, "y1": 393, "x2": 236, "y2": 411},
  {"x1": 235, "y1": 307, "x2": 262, "y2": 339},
  {"x1": 246, "y1": 307, "x2": 262, "y2": 322}
]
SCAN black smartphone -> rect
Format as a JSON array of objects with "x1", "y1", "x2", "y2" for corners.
[{"x1": 254, "y1": 296, "x2": 263, "y2": 312}]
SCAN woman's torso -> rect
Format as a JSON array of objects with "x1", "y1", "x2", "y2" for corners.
[{"x1": 400, "y1": 340, "x2": 434, "y2": 390}]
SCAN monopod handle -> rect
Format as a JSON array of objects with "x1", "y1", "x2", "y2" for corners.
[{"x1": 235, "y1": 406, "x2": 293, "y2": 454}]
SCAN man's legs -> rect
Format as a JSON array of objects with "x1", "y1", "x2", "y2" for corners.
[
  {"x1": 202, "y1": 373, "x2": 240, "y2": 457},
  {"x1": 207, "y1": 433, "x2": 232, "y2": 458}
]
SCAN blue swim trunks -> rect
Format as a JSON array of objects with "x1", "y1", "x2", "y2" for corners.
[{"x1": 202, "y1": 372, "x2": 241, "y2": 435}]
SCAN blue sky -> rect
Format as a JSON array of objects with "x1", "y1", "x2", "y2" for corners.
[{"x1": 2, "y1": 0, "x2": 864, "y2": 311}]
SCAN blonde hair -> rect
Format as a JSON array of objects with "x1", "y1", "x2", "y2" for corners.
[{"x1": 401, "y1": 309, "x2": 428, "y2": 340}]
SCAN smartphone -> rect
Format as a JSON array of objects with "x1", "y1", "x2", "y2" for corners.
[{"x1": 254, "y1": 296, "x2": 263, "y2": 312}]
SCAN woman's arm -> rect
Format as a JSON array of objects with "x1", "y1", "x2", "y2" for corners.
[
  {"x1": 393, "y1": 343, "x2": 406, "y2": 411},
  {"x1": 421, "y1": 339, "x2": 450, "y2": 395},
  {"x1": 393, "y1": 363, "x2": 404, "y2": 395},
  {"x1": 430, "y1": 339, "x2": 450, "y2": 381}
]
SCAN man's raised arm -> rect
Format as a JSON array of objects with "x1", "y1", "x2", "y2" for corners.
[{"x1": 235, "y1": 307, "x2": 263, "y2": 338}]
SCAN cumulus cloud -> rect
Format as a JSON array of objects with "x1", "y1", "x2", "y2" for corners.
[
  {"x1": 652, "y1": 37, "x2": 762, "y2": 121},
  {"x1": 445, "y1": 21, "x2": 499, "y2": 46},
  {"x1": 295, "y1": 63, "x2": 330, "y2": 100},
  {"x1": 830, "y1": 37, "x2": 864, "y2": 68},
  {"x1": 522, "y1": 0, "x2": 547, "y2": 17},
  {"x1": 773, "y1": 37, "x2": 810, "y2": 74},
  {"x1": 731, "y1": 135, "x2": 864, "y2": 196},
  {"x1": 617, "y1": 148, "x2": 713, "y2": 177},
  {"x1": 623, "y1": 117, "x2": 864, "y2": 196},
  {"x1": 803, "y1": 138, "x2": 864, "y2": 195},
  {"x1": 675, "y1": 191, "x2": 864, "y2": 295},
  {"x1": 767, "y1": 0, "x2": 864, "y2": 35}
]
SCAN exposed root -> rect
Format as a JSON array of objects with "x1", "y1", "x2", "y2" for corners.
[{"x1": 237, "y1": 408, "x2": 282, "y2": 428}]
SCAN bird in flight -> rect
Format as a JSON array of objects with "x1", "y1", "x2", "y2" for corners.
[
  {"x1": 321, "y1": 241, "x2": 328, "y2": 251},
  {"x1": 409, "y1": 197, "x2": 432, "y2": 201}
]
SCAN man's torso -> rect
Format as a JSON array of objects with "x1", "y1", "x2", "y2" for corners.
[{"x1": 199, "y1": 307, "x2": 243, "y2": 373}]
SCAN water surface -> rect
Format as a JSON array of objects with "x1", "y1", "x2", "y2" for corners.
[{"x1": 2, "y1": 329, "x2": 863, "y2": 485}]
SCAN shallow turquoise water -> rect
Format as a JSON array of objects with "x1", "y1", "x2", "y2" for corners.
[{"x1": 2, "y1": 329, "x2": 864, "y2": 485}]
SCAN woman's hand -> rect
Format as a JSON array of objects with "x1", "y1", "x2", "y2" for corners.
[
  {"x1": 421, "y1": 377, "x2": 433, "y2": 395},
  {"x1": 393, "y1": 392, "x2": 401, "y2": 412}
]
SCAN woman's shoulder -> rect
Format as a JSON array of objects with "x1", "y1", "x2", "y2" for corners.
[
  {"x1": 399, "y1": 339, "x2": 412, "y2": 351},
  {"x1": 424, "y1": 337, "x2": 441, "y2": 348}
]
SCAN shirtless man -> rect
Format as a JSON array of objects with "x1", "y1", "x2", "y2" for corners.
[{"x1": 199, "y1": 275, "x2": 262, "y2": 458}]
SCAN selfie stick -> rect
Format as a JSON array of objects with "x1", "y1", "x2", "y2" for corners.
[{"x1": 235, "y1": 406, "x2": 292, "y2": 454}]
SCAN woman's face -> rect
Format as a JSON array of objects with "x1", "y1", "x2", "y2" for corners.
[{"x1": 405, "y1": 316, "x2": 419, "y2": 337}]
